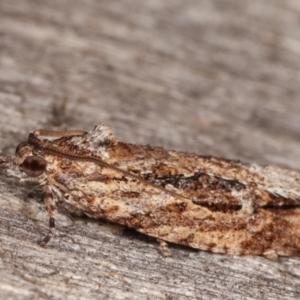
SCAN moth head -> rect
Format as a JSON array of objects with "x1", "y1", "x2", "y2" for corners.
[{"x1": 15, "y1": 141, "x2": 47, "y2": 178}]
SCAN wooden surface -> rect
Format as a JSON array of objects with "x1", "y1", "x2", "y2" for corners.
[{"x1": 1, "y1": 0, "x2": 300, "y2": 299}]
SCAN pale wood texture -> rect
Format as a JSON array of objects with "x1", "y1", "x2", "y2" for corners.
[{"x1": 1, "y1": 0, "x2": 300, "y2": 299}]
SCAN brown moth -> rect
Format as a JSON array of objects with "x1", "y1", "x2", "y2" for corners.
[{"x1": 1, "y1": 125, "x2": 300, "y2": 257}]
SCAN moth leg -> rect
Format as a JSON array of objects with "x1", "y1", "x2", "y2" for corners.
[
  {"x1": 39, "y1": 185, "x2": 57, "y2": 247},
  {"x1": 158, "y1": 239, "x2": 170, "y2": 257},
  {"x1": 0, "y1": 155, "x2": 10, "y2": 169},
  {"x1": 263, "y1": 250, "x2": 278, "y2": 261},
  {"x1": 60, "y1": 193, "x2": 85, "y2": 217}
]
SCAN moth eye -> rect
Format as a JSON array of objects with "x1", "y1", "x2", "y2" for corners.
[{"x1": 20, "y1": 156, "x2": 47, "y2": 177}]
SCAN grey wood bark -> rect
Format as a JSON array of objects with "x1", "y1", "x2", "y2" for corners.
[{"x1": 0, "y1": 0, "x2": 300, "y2": 299}]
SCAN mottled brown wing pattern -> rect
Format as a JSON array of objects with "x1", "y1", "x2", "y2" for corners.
[{"x1": 1, "y1": 125, "x2": 300, "y2": 257}]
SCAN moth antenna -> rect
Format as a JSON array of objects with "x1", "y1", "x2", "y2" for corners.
[{"x1": 33, "y1": 129, "x2": 87, "y2": 137}]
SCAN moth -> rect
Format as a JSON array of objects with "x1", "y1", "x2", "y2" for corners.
[{"x1": 1, "y1": 125, "x2": 300, "y2": 257}]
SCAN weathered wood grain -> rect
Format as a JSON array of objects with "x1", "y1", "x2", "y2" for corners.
[{"x1": 1, "y1": 0, "x2": 300, "y2": 299}]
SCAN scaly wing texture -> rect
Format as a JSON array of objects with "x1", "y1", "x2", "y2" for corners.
[{"x1": 42, "y1": 126, "x2": 300, "y2": 256}]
